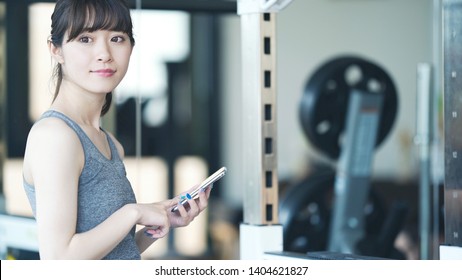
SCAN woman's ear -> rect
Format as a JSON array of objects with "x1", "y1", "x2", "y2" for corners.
[{"x1": 48, "y1": 40, "x2": 64, "y2": 64}]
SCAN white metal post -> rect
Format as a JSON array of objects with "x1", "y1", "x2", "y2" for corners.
[{"x1": 237, "y1": 0, "x2": 293, "y2": 259}]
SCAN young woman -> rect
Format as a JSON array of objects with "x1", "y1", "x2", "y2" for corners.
[{"x1": 22, "y1": 0, "x2": 210, "y2": 260}]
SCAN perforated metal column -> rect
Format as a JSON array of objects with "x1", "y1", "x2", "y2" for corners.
[
  {"x1": 241, "y1": 12, "x2": 278, "y2": 225},
  {"x1": 443, "y1": 0, "x2": 462, "y2": 247}
]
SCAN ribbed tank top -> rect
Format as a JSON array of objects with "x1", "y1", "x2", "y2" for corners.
[{"x1": 23, "y1": 110, "x2": 140, "y2": 260}]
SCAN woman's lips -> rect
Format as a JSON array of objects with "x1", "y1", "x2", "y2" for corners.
[{"x1": 92, "y1": 69, "x2": 116, "y2": 77}]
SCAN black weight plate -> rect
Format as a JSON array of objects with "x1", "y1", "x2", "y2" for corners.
[
  {"x1": 279, "y1": 166, "x2": 386, "y2": 254},
  {"x1": 279, "y1": 168, "x2": 336, "y2": 252},
  {"x1": 299, "y1": 56, "x2": 398, "y2": 159}
]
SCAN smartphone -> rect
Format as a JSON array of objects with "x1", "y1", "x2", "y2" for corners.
[{"x1": 171, "y1": 166, "x2": 227, "y2": 212}]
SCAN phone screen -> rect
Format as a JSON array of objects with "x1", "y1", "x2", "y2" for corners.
[{"x1": 171, "y1": 167, "x2": 227, "y2": 212}]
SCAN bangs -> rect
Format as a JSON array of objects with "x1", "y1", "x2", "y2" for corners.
[{"x1": 66, "y1": 0, "x2": 134, "y2": 44}]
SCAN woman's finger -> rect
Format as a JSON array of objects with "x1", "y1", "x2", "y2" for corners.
[{"x1": 197, "y1": 189, "x2": 209, "y2": 211}]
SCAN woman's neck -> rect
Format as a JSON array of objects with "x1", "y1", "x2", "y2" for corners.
[{"x1": 50, "y1": 85, "x2": 105, "y2": 129}]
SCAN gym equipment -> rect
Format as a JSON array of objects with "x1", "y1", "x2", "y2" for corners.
[
  {"x1": 0, "y1": 214, "x2": 38, "y2": 259},
  {"x1": 440, "y1": 0, "x2": 462, "y2": 259},
  {"x1": 280, "y1": 55, "x2": 404, "y2": 258},
  {"x1": 415, "y1": 63, "x2": 434, "y2": 259},
  {"x1": 238, "y1": 0, "x2": 461, "y2": 261},
  {"x1": 299, "y1": 56, "x2": 398, "y2": 160},
  {"x1": 238, "y1": 0, "x2": 294, "y2": 260},
  {"x1": 279, "y1": 165, "x2": 387, "y2": 253}
]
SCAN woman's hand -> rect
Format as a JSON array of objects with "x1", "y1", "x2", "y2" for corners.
[
  {"x1": 143, "y1": 184, "x2": 212, "y2": 238},
  {"x1": 170, "y1": 185, "x2": 212, "y2": 227},
  {"x1": 154, "y1": 184, "x2": 212, "y2": 228},
  {"x1": 135, "y1": 203, "x2": 170, "y2": 239}
]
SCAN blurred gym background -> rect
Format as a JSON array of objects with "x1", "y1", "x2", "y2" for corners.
[{"x1": 0, "y1": 0, "x2": 441, "y2": 260}]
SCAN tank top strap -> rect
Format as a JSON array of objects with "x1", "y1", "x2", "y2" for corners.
[
  {"x1": 39, "y1": 110, "x2": 100, "y2": 159},
  {"x1": 100, "y1": 129, "x2": 122, "y2": 161}
]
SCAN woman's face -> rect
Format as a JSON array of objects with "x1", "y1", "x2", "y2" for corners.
[{"x1": 56, "y1": 29, "x2": 133, "y2": 97}]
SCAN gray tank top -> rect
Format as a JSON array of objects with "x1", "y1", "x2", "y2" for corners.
[{"x1": 23, "y1": 110, "x2": 141, "y2": 260}]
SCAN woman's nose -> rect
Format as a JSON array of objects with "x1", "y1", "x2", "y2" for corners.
[{"x1": 96, "y1": 42, "x2": 112, "y2": 62}]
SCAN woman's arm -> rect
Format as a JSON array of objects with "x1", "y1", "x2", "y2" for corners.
[
  {"x1": 24, "y1": 119, "x2": 169, "y2": 259},
  {"x1": 106, "y1": 131, "x2": 212, "y2": 253}
]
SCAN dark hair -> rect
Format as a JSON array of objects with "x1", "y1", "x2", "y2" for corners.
[{"x1": 50, "y1": 0, "x2": 135, "y2": 116}]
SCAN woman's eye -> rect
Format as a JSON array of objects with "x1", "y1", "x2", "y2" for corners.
[
  {"x1": 111, "y1": 36, "x2": 125, "y2": 43},
  {"x1": 79, "y1": 36, "x2": 92, "y2": 43}
]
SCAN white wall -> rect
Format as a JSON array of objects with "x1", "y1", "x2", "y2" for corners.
[{"x1": 220, "y1": 0, "x2": 434, "y2": 207}]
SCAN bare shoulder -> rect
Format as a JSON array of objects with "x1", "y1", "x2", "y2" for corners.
[
  {"x1": 105, "y1": 131, "x2": 125, "y2": 159},
  {"x1": 26, "y1": 117, "x2": 80, "y2": 148},
  {"x1": 23, "y1": 117, "x2": 84, "y2": 182}
]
